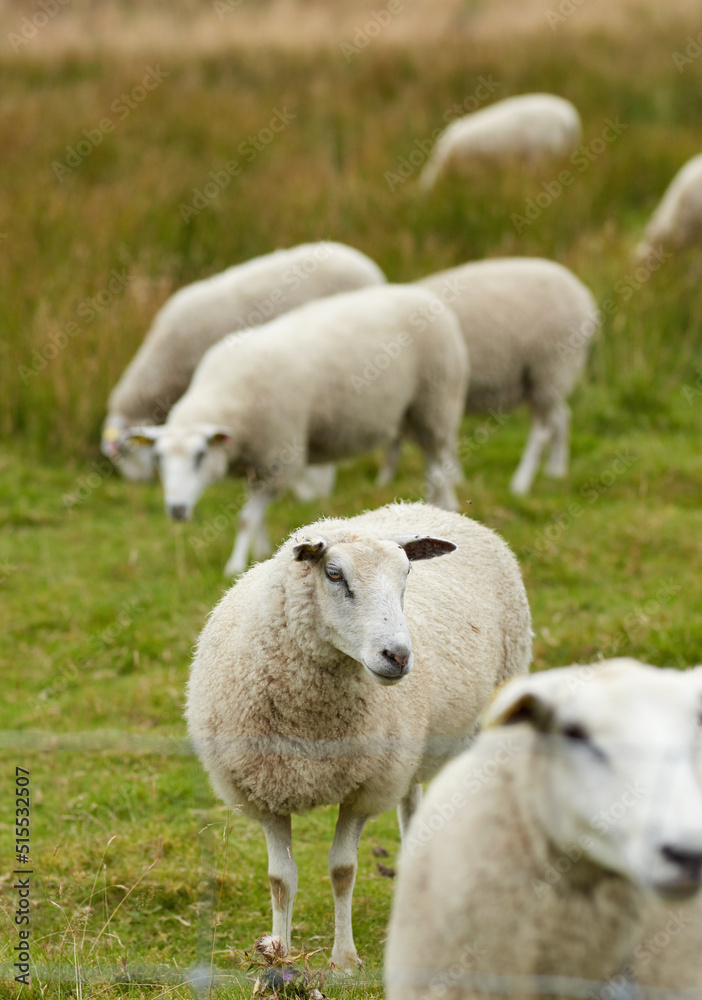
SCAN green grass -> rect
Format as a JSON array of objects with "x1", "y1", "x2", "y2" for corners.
[{"x1": 3, "y1": 12, "x2": 702, "y2": 997}]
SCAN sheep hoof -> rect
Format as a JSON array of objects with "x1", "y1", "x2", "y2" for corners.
[{"x1": 330, "y1": 951, "x2": 363, "y2": 975}]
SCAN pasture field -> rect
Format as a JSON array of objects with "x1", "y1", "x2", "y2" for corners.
[{"x1": 2, "y1": 3, "x2": 702, "y2": 996}]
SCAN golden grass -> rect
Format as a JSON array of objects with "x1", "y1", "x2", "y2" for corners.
[{"x1": 1, "y1": 0, "x2": 701, "y2": 60}]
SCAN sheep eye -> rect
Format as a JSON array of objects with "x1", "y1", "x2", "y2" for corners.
[
  {"x1": 193, "y1": 450, "x2": 206, "y2": 469},
  {"x1": 325, "y1": 566, "x2": 344, "y2": 582},
  {"x1": 562, "y1": 723, "x2": 589, "y2": 743}
]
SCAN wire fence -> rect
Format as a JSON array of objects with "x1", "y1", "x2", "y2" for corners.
[{"x1": 2, "y1": 729, "x2": 702, "y2": 998}]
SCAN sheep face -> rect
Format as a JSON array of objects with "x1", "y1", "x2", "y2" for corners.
[
  {"x1": 125, "y1": 424, "x2": 232, "y2": 521},
  {"x1": 292, "y1": 533, "x2": 455, "y2": 686},
  {"x1": 101, "y1": 419, "x2": 156, "y2": 481},
  {"x1": 485, "y1": 660, "x2": 702, "y2": 900}
]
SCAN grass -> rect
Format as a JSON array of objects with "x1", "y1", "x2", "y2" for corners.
[{"x1": 2, "y1": 6, "x2": 702, "y2": 996}]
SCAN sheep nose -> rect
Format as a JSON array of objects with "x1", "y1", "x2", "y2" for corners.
[
  {"x1": 661, "y1": 844, "x2": 702, "y2": 880},
  {"x1": 381, "y1": 645, "x2": 411, "y2": 671},
  {"x1": 169, "y1": 504, "x2": 188, "y2": 521}
]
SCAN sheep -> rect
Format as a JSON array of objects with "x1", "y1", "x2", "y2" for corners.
[
  {"x1": 419, "y1": 94, "x2": 582, "y2": 190},
  {"x1": 185, "y1": 500, "x2": 532, "y2": 971},
  {"x1": 101, "y1": 241, "x2": 386, "y2": 481},
  {"x1": 635, "y1": 153, "x2": 702, "y2": 261},
  {"x1": 125, "y1": 284, "x2": 469, "y2": 577},
  {"x1": 384, "y1": 658, "x2": 702, "y2": 1000},
  {"x1": 413, "y1": 257, "x2": 599, "y2": 496}
]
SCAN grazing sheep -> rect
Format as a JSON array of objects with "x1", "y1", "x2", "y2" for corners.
[
  {"x1": 126, "y1": 284, "x2": 468, "y2": 576},
  {"x1": 635, "y1": 153, "x2": 702, "y2": 261},
  {"x1": 101, "y1": 241, "x2": 386, "y2": 480},
  {"x1": 385, "y1": 658, "x2": 702, "y2": 1000},
  {"x1": 415, "y1": 257, "x2": 599, "y2": 495},
  {"x1": 185, "y1": 501, "x2": 532, "y2": 971},
  {"x1": 420, "y1": 94, "x2": 582, "y2": 190}
]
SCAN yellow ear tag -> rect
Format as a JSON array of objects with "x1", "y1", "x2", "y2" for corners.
[{"x1": 102, "y1": 426, "x2": 121, "y2": 443}]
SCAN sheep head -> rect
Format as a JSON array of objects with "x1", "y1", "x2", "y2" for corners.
[
  {"x1": 124, "y1": 423, "x2": 234, "y2": 521},
  {"x1": 484, "y1": 658, "x2": 702, "y2": 900},
  {"x1": 292, "y1": 532, "x2": 455, "y2": 686}
]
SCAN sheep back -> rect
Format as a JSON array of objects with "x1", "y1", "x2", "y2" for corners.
[{"x1": 420, "y1": 257, "x2": 598, "y2": 416}]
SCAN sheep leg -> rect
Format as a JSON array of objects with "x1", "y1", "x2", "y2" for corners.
[
  {"x1": 291, "y1": 463, "x2": 337, "y2": 502},
  {"x1": 329, "y1": 805, "x2": 368, "y2": 972},
  {"x1": 224, "y1": 489, "x2": 272, "y2": 577},
  {"x1": 510, "y1": 417, "x2": 551, "y2": 496},
  {"x1": 397, "y1": 783, "x2": 423, "y2": 841},
  {"x1": 376, "y1": 438, "x2": 403, "y2": 487},
  {"x1": 425, "y1": 451, "x2": 460, "y2": 511},
  {"x1": 260, "y1": 813, "x2": 298, "y2": 954},
  {"x1": 544, "y1": 402, "x2": 571, "y2": 479}
]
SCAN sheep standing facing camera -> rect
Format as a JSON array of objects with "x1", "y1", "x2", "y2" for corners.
[
  {"x1": 415, "y1": 257, "x2": 599, "y2": 496},
  {"x1": 126, "y1": 284, "x2": 469, "y2": 577},
  {"x1": 385, "y1": 658, "x2": 702, "y2": 1000},
  {"x1": 635, "y1": 153, "x2": 702, "y2": 261},
  {"x1": 186, "y1": 501, "x2": 532, "y2": 971},
  {"x1": 419, "y1": 93, "x2": 582, "y2": 189},
  {"x1": 101, "y1": 241, "x2": 386, "y2": 480}
]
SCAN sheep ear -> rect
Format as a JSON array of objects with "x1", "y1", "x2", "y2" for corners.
[
  {"x1": 483, "y1": 679, "x2": 554, "y2": 733},
  {"x1": 124, "y1": 426, "x2": 161, "y2": 449},
  {"x1": 393, "y1": 535, "x2": 456, "y2": 561},
  {"x1": 204, "y1": 425, "x2": 235, "y2": 446},
  {"x1": 292, "y1": 537, "x2": 327, "y2": 563}
]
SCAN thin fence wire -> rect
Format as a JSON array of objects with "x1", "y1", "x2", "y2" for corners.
[{"x1": 2, "y1": 730, "x2": 701, "y2": 998}]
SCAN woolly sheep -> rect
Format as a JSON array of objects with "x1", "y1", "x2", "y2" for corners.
[
  {"x1": 635, "y1": 153, "x2": 702, "y2": 261},
  {"x1": 126, "y1": 284, "x2": 468, "y2": 576},
  {"x1": 185, "y1": 501, "x2": 532, "y2": 970},
  {"x1": 101, "y1": 241, "x2": 386, "y2": 481},
  {"x1": 415, "y1": 257, "x2": 599, "y2": 495},
  {"x1": 385, "y1": 658, "x2": 702, "y2": 1000},
  {"x1": 420, "y1": 94, "x2": 582, "y2": 190}
]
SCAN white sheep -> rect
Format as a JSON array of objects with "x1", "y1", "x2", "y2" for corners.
[
  {"x1": 101, "y1": 241, "x2": 386, "y2": 481},
  {"x1": 385, "y1": 658, "x2": 702, "y2": 1000},
  {"x1": 126, "y1": 284, "x2": 468, "y2": 576},
  {"x1": 420, "y1": 94, "x2": 582, "y2": 189},
  {"x1": 415, "y1": 257, "x2": 599, "y2": 495},
  {"x1": 185, "y1": 500, "x2": 532, "y2": 971},
  {"x1": 635, "y1": 153, "x2": 702, "y2": 261}
]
